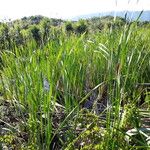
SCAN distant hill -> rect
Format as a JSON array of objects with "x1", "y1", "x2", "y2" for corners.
[
  {"x1": 13, "y1": 15, "x2": 64, "y2": 26},
  {"x1": 72, "y1": 11, "x2": 150, "y2": 21}
]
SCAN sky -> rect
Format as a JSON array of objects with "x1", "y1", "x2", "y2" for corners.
[{"x1": 0, "y1": 0, "x2": 150, "y2": 21}]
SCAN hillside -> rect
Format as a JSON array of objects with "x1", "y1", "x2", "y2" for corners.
[
  {"x1": 72, "y1": 10, "x2": 150, "y2": 21},
  {"x1": 0, "y1": 14, "x2": 150, "y2": 52}
]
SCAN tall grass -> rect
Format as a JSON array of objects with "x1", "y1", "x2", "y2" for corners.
[{"x1": 0, "y1": 21, "x2": 150, "y2": 149}]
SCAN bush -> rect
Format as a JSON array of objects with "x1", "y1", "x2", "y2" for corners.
[
  {"x1": 30, "y1": 25, "x2": 41, "y2": 44},
  {"x1": 65, "y1": 22, "x2": 74, "y2": 33},
  {"x1": 75, "y1": 20, "x2": 88, "y2": 34}
]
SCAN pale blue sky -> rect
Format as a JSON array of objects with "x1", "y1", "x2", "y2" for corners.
[{"x1": 0, "y1": 0, "x2": 150, "y2": 20}]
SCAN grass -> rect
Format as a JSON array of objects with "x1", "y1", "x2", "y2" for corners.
[{"x1": 0, "y1": 19, "x2": 150, "y2": 149}]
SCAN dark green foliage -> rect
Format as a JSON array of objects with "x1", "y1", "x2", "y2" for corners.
[
  {"x1": 65, "y1": 22, "x2": 74, "y2": 32},
  {"x1": 30, "y1": 26, "x2": 41, "y2": 44},
  {"x1": 75, "y1": 20, "x2": 88, "y2": 34},
  {"x1": 29, "y1": 15, "x2": 43, "y2": 24}
]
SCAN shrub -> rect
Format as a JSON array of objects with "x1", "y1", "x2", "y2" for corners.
[
  {"x1": 75, "y1": 20, "x2": 88, "y2": 34},
  {"x1": 65, "y1": 22, "x2": 74, "y2": 33}
]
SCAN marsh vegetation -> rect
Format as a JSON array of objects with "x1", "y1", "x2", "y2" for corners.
[{"x1": 0, "y1": 15, "x2": 150, "y2": 149}]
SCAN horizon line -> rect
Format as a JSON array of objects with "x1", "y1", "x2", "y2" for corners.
[{"x1": 0, "y1": 9, "x2": 150, "y2": 22}]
